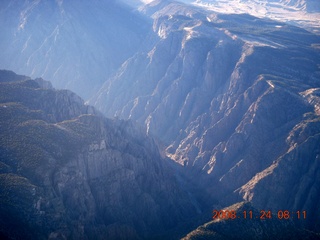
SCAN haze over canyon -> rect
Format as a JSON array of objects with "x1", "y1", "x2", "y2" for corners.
[{"x1": 0, "y1": 0, "x2": 320, "y2": 239}]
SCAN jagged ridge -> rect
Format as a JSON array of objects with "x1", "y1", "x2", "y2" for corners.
[{"x1": 0, "y1": 70, "x2": 198, "y2": 239}]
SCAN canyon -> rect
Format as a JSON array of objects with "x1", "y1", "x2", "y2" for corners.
[{"x1": 0, "y1": 0, "x2": 319, "y2": 238}]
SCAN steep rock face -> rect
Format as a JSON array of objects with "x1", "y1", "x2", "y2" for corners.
[
  {"x1": 238, "y1": 115, "x2": 320, "y2": 231},
  {"x1": 0, "y1": 70, "x2": 197, "y2": 239},
  {"x1": 182, "y1": 202, "x2": 320, "y2": 240},
  {"x1": 91, "y1": 3, "x2": 245, "y2": 143},
  {"x1": 0, "y1": 0, "x2": 150, "y2": 98},
  {"x1": 1, "y1": 0, "x2": 320, "y2": 237},
  {"x1": 90, "y1": 1, "x2": 320, "y2": 232}
]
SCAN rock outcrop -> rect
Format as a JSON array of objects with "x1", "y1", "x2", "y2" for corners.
[
  {"x1": 0, "y1": 70, "x2": 197, "y2": 239},
  {"x1": 1, "y1": 0, "x2": 320, "y2": 238},
  {"x1": 89, "y1": 1, "x2": 320, "y2": 233},
  {"x1": 0, "y1": 0, "x2": 150, "y2": 99}
]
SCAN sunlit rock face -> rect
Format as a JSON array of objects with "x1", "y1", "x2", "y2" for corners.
[
  {"x1": 1, "y1": 0, "x2": 320, "y2": 237},
  {"x1": 0, "y1": 70, "x2": 198, "y2": 239},
  {"x1": 90, "y1": 1, "x2": 320, "y2": 231},
  {"x1": 0, "y1": 0, "x2": 150, "y2": 99}
]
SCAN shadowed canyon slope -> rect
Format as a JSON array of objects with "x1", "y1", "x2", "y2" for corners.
[
  {"x1": 0, "y1": 0, "x2": 150, "y2": 99},
  {"x1": 1, "y1": 0, "x2": 320, "y2": 238},
  {"x1": 90, "y1": 1, "x2": 320, "y2": 231},
  {"x1": 0, "y1": 70, "x2": 198, "y2": 239}
]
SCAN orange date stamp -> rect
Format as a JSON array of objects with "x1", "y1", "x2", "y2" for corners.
[{"x1": 212, "y1": 210, "x2": 307, "y2": 220}]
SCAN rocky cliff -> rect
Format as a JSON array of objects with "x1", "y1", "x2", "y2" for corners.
[
  {"x1": 0, "y1": 0, "x2": 150, "y2": 99},
  {"x1": 89, "y1": 1, "x2": 320, "y2": 233},
  {"x1": 1, "y1": 0, "x2": 320, "y2": 238},
  {"x1": 0, "y1": 70, "x2": 198, "y2": 239}
]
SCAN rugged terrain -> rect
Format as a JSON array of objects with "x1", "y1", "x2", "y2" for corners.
[
  {"x1": 0, "y1": 0, "x2": 150, "y2": 99},
  {"x1": 90, "y1": 0, "x2": 320, "y2": 232},
  {"x1": 0, "y1": 70, "x2": 198, "y2": 239},
  {"x1": 1, "y1": 0, "x2": 320, "y2": 238},
  {"x1": 190, "y1": 0, "x2": 320, "y2": 34}
]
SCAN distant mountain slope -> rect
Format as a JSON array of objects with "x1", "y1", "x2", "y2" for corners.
[
  {"x1": 0, "y1": 70, "x2": 197, "y2": 239},
  {"x1": 90, "y1": 1, "x2": 320, "y2": 232},
  {"x1": 240, "y1": 0, "x2": 320, "y2": 12},
  {"x1": 192, "y1": 0, "x2": 320, "y2": 13},
  {"x1": 1, "y1": 0, "x2": 320, "y2": 237},
  {"x1": 191, "y1": 0, "x2": 320, "y2": 33},
  {"x1": 0, "y1": 0, "x2": 150, "y2": 98}
]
